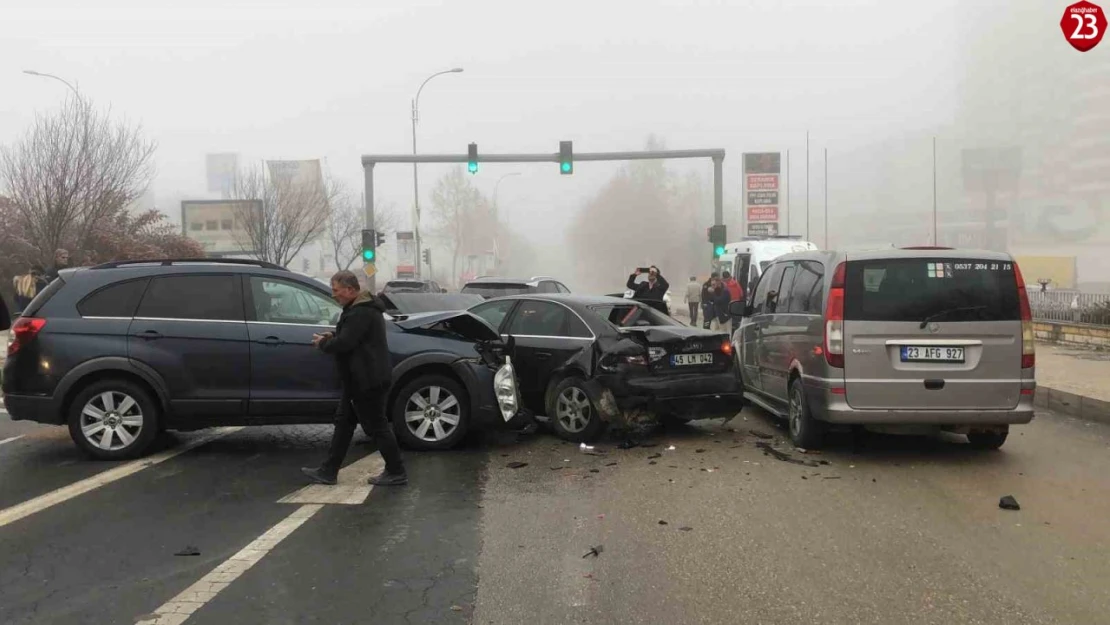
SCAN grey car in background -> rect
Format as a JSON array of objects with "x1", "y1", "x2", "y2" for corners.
[{"x1": 731, "y1": 248, "x2": 1036, "y2": 450}]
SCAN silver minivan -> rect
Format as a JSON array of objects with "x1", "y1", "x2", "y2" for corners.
[{"x1": 731, "y1": 248, "x2": 1036, "y2": 450}]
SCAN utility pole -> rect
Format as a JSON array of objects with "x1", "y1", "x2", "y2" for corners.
[
  {"x1": 785, "y1": 150, "x2": 791, "y2": 236},
  {"x1": 805, "y1": 131, "x2": 810, "y2": 241},
  {"x1": 364, "y1": 163, "x2": 376, "y2": 291},
  {"x1": 824, "y1": 147, "x2": 829, "y2": 249},
  {"x1": 932, "y1": 136, "x2": 938, "y2": 246}
]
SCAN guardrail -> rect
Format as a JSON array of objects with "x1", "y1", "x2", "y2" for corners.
[{"x1": 1029, "y1": 290, "x2": 1110, "y2": 325}]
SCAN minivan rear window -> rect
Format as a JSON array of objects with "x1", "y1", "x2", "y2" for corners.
[{"x1": 844, "y1": 258, "x2": 1019, "y2": 322}]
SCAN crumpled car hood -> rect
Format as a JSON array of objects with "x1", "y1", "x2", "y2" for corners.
[{"x1": 394, "y1": 310, "x2": 501, "y2": 343}]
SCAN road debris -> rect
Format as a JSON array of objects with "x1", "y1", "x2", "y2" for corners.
[
  {"x1": 695, "y1": 449, "x2": 707, "y2": 453},
  {"x1": 666, "y1": 445, "x2": 676, "y2": 451},
  {"x1": 450, "y1": 605, "x2": 464, "y2": 612},
  {"x1": 617, "y1": 439, "x2": 639, "y2": 449},
  {"x1": 754, "y1": 441, "x2": 820, "y2": 467},
  {"x1": 589, "y1": 469, "x2": 600, "y2": 473},
  {"x1": 823, "y1": 476, "x2": 842, "y2": 480},
  {"x1": 647, "y1": 453, "x2": 662, "y2": 459},
  {"x1": 506, "y1": 461, "x2": 529, "y2": 469},
  {"x1": 550, "y1": 467, "x2": 565, "y2": 471},
  {"x1": 606, "y1": 462, "x2": 619, "y2": 466},
  {"x1": 658, "y1": 520, "x2": 668, "y2": 525},
  {"x1": 749, "y1": 430, "x2": 774, "y2": 439},
  {"x1": 649, "y1": 461, "x2": 657, "y2": 465},
  {"x1": 678, "y1": 526, "x2": 693, "y2": 532},
  {"x1": 582, "y1": 545, "x2": 605, "y2": 558},
  {"x1": 999, "y1": 495, "x2": 1021, "y2": 511},
  {"x1": 174, "y1": 546, "x2": 201, "y2": 557}
]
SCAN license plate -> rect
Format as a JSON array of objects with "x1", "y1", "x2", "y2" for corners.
[
  {"x1": 671, "y1": 353, "x2": 715, "y2": 366},
  {"x1": 900, "y1": 346, "x2": 965, "y2": 362}
]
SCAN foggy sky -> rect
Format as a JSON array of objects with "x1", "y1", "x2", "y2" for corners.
[{"x1": 2, "y1": 0, "x2": 963, "y2": 270}]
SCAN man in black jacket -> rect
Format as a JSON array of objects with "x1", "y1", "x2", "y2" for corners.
[
  {"x1": 302, "y1": 270, "x2": 407, "y2": 486},
  {"x1": 627, "y1": 266, "x2": 669, "y2": 307}
]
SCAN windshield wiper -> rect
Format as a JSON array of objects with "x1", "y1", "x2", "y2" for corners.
[{"x1": 919, "y1": 306, "x2": 987, "y2": 329}]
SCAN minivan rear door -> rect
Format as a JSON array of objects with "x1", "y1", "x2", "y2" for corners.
[{"x1": 842, "y1": 255, "x2": 1022, "y2": 410}]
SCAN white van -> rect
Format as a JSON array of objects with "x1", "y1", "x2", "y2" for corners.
[{"x1": 716, "y1": 236, "x2": 819, "y2": 294}]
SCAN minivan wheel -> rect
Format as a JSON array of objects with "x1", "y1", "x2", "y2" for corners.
[
  {"x1": 787, "y1": 378, "x2": 826, "y2": 449},
  {"x1": 391, "y1": 375, "x2": 469, "y2": 451},
  {"x1": 548, "y1": 377, "x2": 606, "y2": 443},
  {"x1": 967, "y1": 429, "x2": 1008, "y2": 450},
  {"x1": 67, "y1": 379, "x2": 160, "y2": 460}
]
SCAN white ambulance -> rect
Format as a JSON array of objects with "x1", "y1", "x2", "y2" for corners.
[{"x1": 715, "y1": 236, "x2": 819, "y2": 294}]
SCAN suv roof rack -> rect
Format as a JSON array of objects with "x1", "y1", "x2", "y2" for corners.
[{"x1": 90, "y1": 258, "x2": 288, "y2": 271}]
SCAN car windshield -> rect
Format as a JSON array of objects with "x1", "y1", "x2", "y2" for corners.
[
  {"x1": 589, "y1": 303, "x2": 679, "y2": 328},
  {"x1": 461, "y1": 283, "x2": 532, "y2": 298},
  {"x1": 845, "y1": 258, "x2": 1020, "y2": 322}
]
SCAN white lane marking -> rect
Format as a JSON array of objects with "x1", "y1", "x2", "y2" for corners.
[
  {"x1": 0, "y1": 427, "x2": 242, "y2": 530},
  {"x1": 277, "y1": 452, "x2": 384, "y2": 505},
  {"x1": 135, "y1": 504, "x2": 324, "y2": 625},
  {"x1": 0, "y1": 435, "x2": 24, "y2": 446}
]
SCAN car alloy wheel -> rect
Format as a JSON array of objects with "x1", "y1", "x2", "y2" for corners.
[
  {"x1": 404, "y1": 385, "x2": 461, "y2": 443},
  {"x1": 79, "y1": 391, "x2": 145, "y2": 452},
  {"x1": 789, "y1": 385, "x2": 804, "y2": 439},
  {"x1": 556, "y1": 387, "x2": 592, "y2": 434}
]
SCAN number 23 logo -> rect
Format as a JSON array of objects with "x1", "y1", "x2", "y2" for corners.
[{"x1": 1061, "y1": 1, "x2": 1107, "y2": 52}]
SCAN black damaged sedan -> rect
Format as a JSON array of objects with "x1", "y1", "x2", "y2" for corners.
[{"x1": 467, "y1": 294, "x2": 744, "y2": 441}]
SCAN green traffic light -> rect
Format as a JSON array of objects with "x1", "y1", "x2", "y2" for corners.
[
  {"x1": 363, "y1": 249, "x2": 375, "y2": 261},
  {"x1": 561, "y1": 161, "x2": 572, "y2": 173},
  {"x1": 715, "y1": 246, "x2": 725, "y2": 256},
  {"x1": 468, "y1": 162, "x2": 478, "y2": 174}
]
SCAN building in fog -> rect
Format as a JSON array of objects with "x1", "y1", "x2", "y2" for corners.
[{"x1": 955, "y1": 0, "x2": 1110, "y2": 285}]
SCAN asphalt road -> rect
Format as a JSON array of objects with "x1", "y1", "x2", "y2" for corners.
[{"x1": 1, "y1": 406, "x2": 1109, "y2": 625}]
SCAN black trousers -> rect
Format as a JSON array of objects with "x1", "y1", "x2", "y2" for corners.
[
  {"x1": 688, "y1": 302, "x2": 699, "y2": 325},
  {"x1": 322, "y1": 384, "x2": 405, "y2": 476}
]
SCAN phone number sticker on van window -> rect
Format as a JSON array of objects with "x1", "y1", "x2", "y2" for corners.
[{"x1": 950, "y1": 262, "x2": 1013, "y2": 271}]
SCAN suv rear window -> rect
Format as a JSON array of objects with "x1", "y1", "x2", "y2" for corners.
[
  {"x1": 461, "y1": 283, "x2": 532, "y2": 298},
  {"x1": 78, "y1": 279, "x2": 149, "y2": 318},
  {"x1": 845, "y1": 258, "x2": 1019, "y2": 322}
]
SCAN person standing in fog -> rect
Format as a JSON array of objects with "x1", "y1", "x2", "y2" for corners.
[
  {"x1": 701, "y1": 272, "x2": 719, "y2": 330},
  {"x1": 684, "y1": 276, "x2": 701, "y2": 326},
  {"x1": 302, "y1": 270, "x2": 408, "y2": 487}
]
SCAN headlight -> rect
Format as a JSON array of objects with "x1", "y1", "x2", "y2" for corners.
[{"x1": 493, "y1": 356, "x2": 519, "y2": 422}]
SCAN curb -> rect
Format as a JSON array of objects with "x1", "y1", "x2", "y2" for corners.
[{"x1": 1035, "y1": 386, "x2": 1110, "y2": 425}]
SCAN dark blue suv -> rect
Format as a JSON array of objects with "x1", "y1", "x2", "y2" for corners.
[{"x1": 3, "y1": 259, "x2": 522, "y2": 459}]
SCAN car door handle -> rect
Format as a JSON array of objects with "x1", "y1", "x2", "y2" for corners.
[
  {"x1": 534, "y1": 351, "x2": 552, "y2": 360},
  {"x1": 257, "y1": 336, "x2": 284, "y2": 346},
  {"x1": 136, "y1": 330, "x2": 162, "y2": 340}
]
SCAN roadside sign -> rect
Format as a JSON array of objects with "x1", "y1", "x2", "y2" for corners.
[
  {"x1": 747, "y1": 222, "x2": 779, "y2": 237},
  {"x1": 362, "y1": 263, "x2": 377, "y2": 278},
  {"x1": 747, "y1": 206, "x2": 779, "y2": 222}
]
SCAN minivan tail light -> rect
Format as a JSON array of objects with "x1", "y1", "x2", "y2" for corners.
[
  {"x1": 1013, "y1": 261, "x2": 1035, "y2": 368},
  {"x1": 8, "y1": 317, "x2": 47, "y2": 357},
  {"x1": 823, "y1": 262, "x2": 846, "y2": 368}
]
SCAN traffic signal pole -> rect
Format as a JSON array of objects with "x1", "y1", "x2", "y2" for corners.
[
  {"x1": 363, "y1": 162, "x2": 376, "y2": 291},
  {"x1": 361, "y1": 148, "x2": 727, "y2": 286}
]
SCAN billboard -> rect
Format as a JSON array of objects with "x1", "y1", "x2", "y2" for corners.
[
  {"x1": 266, "y1": 159, "x2": 323, "y2": 190},
  {"x1": 743, "y1": 152, "x2": 782, "y2": 237},
  {"x1": 396, "y1": 231, "x2": 415, "y2": 278},
  {"x1": 181, "y1": 200, "x2": 260, "y2": 256},
  {"x1": 206, "y1": 153, "x2": 239, "y2": 194}
]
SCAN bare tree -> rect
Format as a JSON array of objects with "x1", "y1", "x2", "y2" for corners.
[
  {"x1": 0, "y1": 94, "x2": 157, "y2": 266},
  {"x1": 427, "y1": 168, "x2": 490, "y2": 285},
  {"x1": 227, "y1": 165, "x2": 341, "y2": 267},
  {"x1": 324, "y1": 190, "x2": 401, "y2": 271}
]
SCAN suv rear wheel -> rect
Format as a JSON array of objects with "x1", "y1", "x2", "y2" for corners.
[
  {"x1": 67, "y1": 379, "x2": 161, "y2": 460},
  {"x1": 788, "y1": 378, "x2": 826, "y2": 449},
  {"x1": 967, "y1": 428, "x2": 1008, "y2": 450}
]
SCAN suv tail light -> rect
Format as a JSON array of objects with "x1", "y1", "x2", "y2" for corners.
[
  {"x1": 8, "y1": 317, "x2": 47, "y2": 357},
  {"x1": 1013, "y1": 262, "x2": 1035, "y2": 369},
  {"x1": 823, "y1": 262, "x2": 846, "y2": 368}
]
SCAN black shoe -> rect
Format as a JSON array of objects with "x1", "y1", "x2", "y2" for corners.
[
  {"x1": 301, "y1": 466, "x2": 338, "y2": 485},
  {"x1": 367, "y1": 471, "x2": 408, "y2": 486}
]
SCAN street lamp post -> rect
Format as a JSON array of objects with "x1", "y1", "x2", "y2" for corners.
[
  {"x1": 490, "y1": 172, "x2": 521, "y2": 271},
  {"x1": 23, "y1": 70, "x2": 80, "y2": 98},
  {"x1": 411, "y1": 67, "x2": 463, "y2": 278}
]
